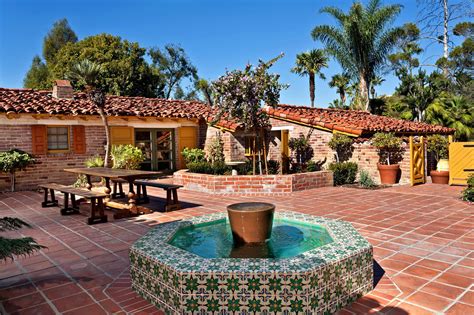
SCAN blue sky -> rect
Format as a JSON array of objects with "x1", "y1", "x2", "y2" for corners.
[{"x1": 0, "y1": 0, "x2": 450, "y2": 107}]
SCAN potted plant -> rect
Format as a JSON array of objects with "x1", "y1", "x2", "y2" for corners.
[
  {"x1": 0, "y1": 149, "x2": 35, "y2": 192},
  {"x1": 427, "y1": 135, "x2": 449, "y2": 184},
  {"x1": 371, "y1": 133, "x2": 403, "y2": 185}
]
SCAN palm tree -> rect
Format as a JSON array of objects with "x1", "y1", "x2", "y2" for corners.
[
  {"x1": 312, "y1": 0, "x2": 404, "y2": 111},
  {"x1": 291, "y1": 49, "x2": 328, "y2": 107},
  {"x1": 425, "y1": 95, "x2": 474, "y2": 141},
  {"x1": 370, "y1": 76, "x2": 386, "y2": 99},
  {"x1": 69, "y1": 60, "x2": 111, "y2": 167},
  {"x1": 329, "y1": 74, "x2": 351, "y2": 105}
]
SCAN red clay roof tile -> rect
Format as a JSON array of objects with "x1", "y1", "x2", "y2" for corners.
[
  {"x1": 265, "y1": 104, "x2": 454, "y2": 135},
  {"x1": 0, "y1": 88, "x2": 210, "y2": 120}
]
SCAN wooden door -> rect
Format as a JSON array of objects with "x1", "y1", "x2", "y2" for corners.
[
  {"x1": 178, "y1": 127, "x2": 198, "y2": 169},
  {"x1": 449, "y1": 141, "x2": 474, "y2": 185},
  {"x1": 281, "y1": 130, "x2": 290, "y2": 174},
  {"x1": 110, "y1": 126, "x2": 134, "y2": 146},
  {"x1": 410, "y1": 136, "x2": 425, "y2": 186}
]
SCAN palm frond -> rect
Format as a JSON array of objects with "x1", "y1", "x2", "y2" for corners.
[
  {"x1": 319, "y1": 6, "x2": 347, "y2": 25},
  {"x1": 0, "y1": 237, "x2": 46, "y2": 261},
  {"x1": 0, "y1": 217, "x2": 31, "y2": 232}
]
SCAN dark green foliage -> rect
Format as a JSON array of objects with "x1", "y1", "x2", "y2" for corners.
[
  {"x1": 0, "y1": 149, "x2": 36, "y2": 192},
  {"x1": 43, "y1": 18, "x2": 78, "y2": 65},
  {"x1": 306, "y1": 160, "x2": 324, "y2": 172},
  {"x1": 328, "y1": 134, "x2": 353, "y2": 162},
  {"x1": 267, "y1": 160, "x2": 280, "y2": 175},
  {"x1": 186, "y1": 161, "x2": 231, "y2": 175},
  {"x1": 371, "y1": 133, "x2": 403, "y2": 165},
  {"x1": 359, "y1": 170, "x2": 376, "y2": 188},
  {"x1": 329, "y1": 162, "x2": 358, "y2": 186},
  {"x1": 289, "y1": 134, "x2": 314, "y2": 172},
  {"x1": 182, "y1": 148, "x2": 206, "y2": 164},
  {"x1": 0, "y1": 217, "x2": 46, "y2": 262},
  {"x1": 427, "y1": 135, "x2": 449, "y2": 164},
  {"x1": 23, "y1": 56, "x2": 51, "y2": 90},
  {"x1": 461, "y1": 174, "x2": 474, "y2": 202},
  {"x1": 54, "y1": 34, "x2": 157, "y2": 97},
  {"x1": 149, "y1": 44, "x2": 198, "y2": 99}
]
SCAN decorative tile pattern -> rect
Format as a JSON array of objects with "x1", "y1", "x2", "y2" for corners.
[{"x1": 130, "y1": 211, "x2": 373, "y2": 313}]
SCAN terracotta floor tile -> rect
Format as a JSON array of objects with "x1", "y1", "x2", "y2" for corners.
[
  {"x1": 9, "y1": 302, "x2": 56, "y2": 315},
  {"x1": 416, "y1": 258, "x2": 451, "y2": 271},
  {"x1": 388, "y1": 302, "x2": 435, "y2": 315},
  {"x1": 459, "y1": 291, "x2": 474, "y2": 305},
  {"x1": 3, "y1": 292, "x2": 46, "y2": 313},
  {"x1": 403, "y1": 265, "x2": 441, "y2": 280},
  {"x1": 435, "y1": 272, "x2": 473, "y2": 288},
  {"x1": 446, "y1": 302, "x2": 474, "y2": 315},
  {"x1": 52, "y1": 292, "x2": 95, "y2": 312},
  {"x1": 43, "y1": 282, "x2": 83, "y2": 300},
  {"x1": 405, "y1": 291, "x2": 453, "y2": 312},
  {"x1": 420, "y1": 281, "x2": 465, "y2": 300},
  {"x1": 63, "y1": 303, "x2": 107, "y2": 315}
]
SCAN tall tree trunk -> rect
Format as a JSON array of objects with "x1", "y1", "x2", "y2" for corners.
[
  {"x1": 98, "y1": 108, "x2": 111, "y2": 168},
  {"x1": 340, "y1": 90, "x2": 346, "y2": 105},
  {"x1": 358, "y1": 73, "x2": 369, "y2": 111},
  {"x1": 442, "y1": 0, "x2": 449, "y2": 76},
  {"x1": 309, "y1": 72, "x2": 315, "y2": 107}
]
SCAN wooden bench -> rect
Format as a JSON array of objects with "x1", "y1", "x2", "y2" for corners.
[
  {"x1": 39, "y1": 183, "x2": 108, "y2": 225},
  {"x1": 111, "y1": 178, "x2": 126, "y2": 198},
  {"x1": 134, "y1": 180, "x2": 183, "y2": 211}
]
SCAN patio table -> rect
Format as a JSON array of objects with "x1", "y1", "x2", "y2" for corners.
[{"x1": 64, "y1": 167, "x2": 161, "y2": 216}]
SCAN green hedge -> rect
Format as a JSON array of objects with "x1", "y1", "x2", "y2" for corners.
[{"x1": 328, "y1": 162, "x2": 358, "y2": 186}]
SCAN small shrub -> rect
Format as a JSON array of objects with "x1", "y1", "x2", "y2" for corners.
[
  {"x1": 182, "y1": 148, "x2": 206, "y2": 164},
  {"x1": 187, "y1": 161, "x2": 231, "y2": 175},
  {"x1": 206, "y1": 133, "x2": 225, "y2": 164},
  {"x1": 329, "y1": 162, "x2": 358, "y2": 185},
  {"x1": 111, "y1": 145, "x2": 145, "y2": 170},
  {"x1": 328, "y1": 134, "x2": 353, "y2": 162},
  {"x1": 461, "y1": 174, "x2": 474, "y2": 202},
  {"x1": 359, "y1": 170, "x2": 376, "y2": 188},
  {"x1": 236, "y1": 161, "x2": 253, "y2": 175},
  {"x1": 0, "y1": 149, "x2": 35, "y2": 191},
  {"x1": 267, "y1": 160, "x2": 280, "y2": 174},
  {"x1": 371, "y1": 132, "x2": 403, "y2": 165},
  {"x1": 306, "y1": 160, "x2": 325, "y2": 172},
  {"x1": 289, "y1": 134, "x2": 314, "y2": 171},
  {"x1": 85, "y1": 155, "x2": 104, "y2": 168},
  {"x1": 427, "y1": 135, "x2": 449, "y2": 165}
]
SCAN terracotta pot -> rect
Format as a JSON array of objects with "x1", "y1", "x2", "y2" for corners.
[
  {"x1": 377, "y1": 163, "x2": 400, "y2": 185},
  {"x1": 227, "y1": 202, "x2": 275, "y2": 244},
  {"x1": 430, "y1": 170, "x2": 449, "y2": 184}
]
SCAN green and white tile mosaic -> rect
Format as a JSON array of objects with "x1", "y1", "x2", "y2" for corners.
[{"x1": 130, "y1": 211, "x2": 373, "y2": 314}]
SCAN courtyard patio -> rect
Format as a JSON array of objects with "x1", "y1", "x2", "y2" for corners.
[{"x1": 0, "y1": 184, "x2": 472, "y2": 315}]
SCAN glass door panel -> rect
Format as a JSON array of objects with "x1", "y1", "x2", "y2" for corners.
[
  {"x1": 135, "y1": 129, "x2": 175, "y2": 172},
  {"x1": 135, "y1": 131, "x2": 152, "y2": 170}
]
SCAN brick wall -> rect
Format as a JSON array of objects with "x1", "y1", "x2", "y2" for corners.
[
  {"x1": 173, "y1": 170, "x2": 333, "y2": 195},
  {"x1": 267, "y1": 118, "x2": 413, "y2": 185},
  {"x1": 204, "y1": 126, "x2": 248, "y2": 162},
  {"x1": 0, "y1": 125, "x2": 105, "y2": 191}
]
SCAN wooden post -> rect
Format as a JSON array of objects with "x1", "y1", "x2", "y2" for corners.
[
  {"x1": 252, "y1": 136, "x2": 256, "y2": 175},
  {"x1": 262, "y1": 130, "x2": 268, "y2": 175},
  {"x1": 409, "y1": 136, "x2": 414, "y2": 186}
]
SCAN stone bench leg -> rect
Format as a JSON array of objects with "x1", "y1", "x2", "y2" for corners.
[
  {"x1": 87, "y1": 197, "x2": 108, "y2": 225},
  {"x1": 41, "y1": 188, "x2": 58, "y2": 208},
  {"x1": 112, "y1": 181, "x2": 125, "y2": 199},
  {"x1": 60, "y1": 193, "x2": 80, "y2": 215}
]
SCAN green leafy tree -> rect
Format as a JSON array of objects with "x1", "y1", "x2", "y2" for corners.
[
  {"x1": 389, "y1": 23, "x2": 422, "y2": 78},
  {"x1": 111, "y1": 145, "x2": 145, "y2": 170},
  {"x1": 0, "y1": 149, "x2": 35, "y2": 192},
  {"x1": 371, "y1": 132, "x2": 403, "y2": 165},
  {"x1": 291, "y1": 49, "x2": 328, "y2": 107},
  {"x1": 212, "y1": 55, "x2": 287, "y2": 174},
  {"x1": 54, "y1": 34, "x2": 156, "y2": 97},
  {"x1": 370, "y1": 75, "x2": 385, "y2": 99},
  {"x1": 328, "y1": 134, "x2": 353, "y2": 162},
  {"x1": 68, "y1": 59, "x2": 112, "y2": 167},
  {"x1": 195, "y1": 78, "x2": 213, "y2": 106},
  {"x1": 426, "y1": 134, "x2": 449, "y2": 164},
  {"x1": 312, "y1": 0, "x2": 404, "y2": 111},
  {"x1": 23, "y1": 56, "x2": 50, "y2": 90},
  {"x1": 43, "y1": 18, "x2": 78, "y2": 65},
  {"x1": 0, "y1": 217, "x2": 46, "y2": 261},
  {"x1": 149, "y1": 44, "x2": 198, "y2": 99},
  {"x1": 328, "y1": 73, "x2": 351, "y2": 106},
  {"x1": 425, "y1": 94, "x2": 473, "y2": 141}
]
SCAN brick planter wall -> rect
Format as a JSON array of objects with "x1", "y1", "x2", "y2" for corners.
[{"x1": 173, "y1": 170, "x2": 333, "y2": 195}]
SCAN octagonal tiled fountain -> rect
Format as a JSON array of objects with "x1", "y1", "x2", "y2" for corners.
[{"x1": 130, "y1": 210, "x2": 373, "y2": 314}]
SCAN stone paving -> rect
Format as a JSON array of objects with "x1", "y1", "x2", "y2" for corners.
[{"x1": 0, "y1": 183, "x2": 472, "y2": 315}]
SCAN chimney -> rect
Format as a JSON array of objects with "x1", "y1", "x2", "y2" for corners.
[{"x1": 52, "y1": 80, "x2": 74, "y2": 99}]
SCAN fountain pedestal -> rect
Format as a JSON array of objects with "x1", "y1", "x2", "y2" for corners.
[{"x1": 227, "y1": 202, "x2": 275, "y2": 244}]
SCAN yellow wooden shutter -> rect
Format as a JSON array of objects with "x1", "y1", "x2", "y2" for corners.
[
  {"x1": 110, "y1": 127, "x2": 134, "y2": 146},
  {"x1": 178, "y1": 127, "x2": 198, "y2": 169}
]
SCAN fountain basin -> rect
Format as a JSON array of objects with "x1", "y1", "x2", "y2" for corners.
[
  {"x1": 130, "y1": 211, "x2": 373, "y2": 313},
  {"x1": 227, "y1": 202, "x2": 275, "y2": 244}
]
